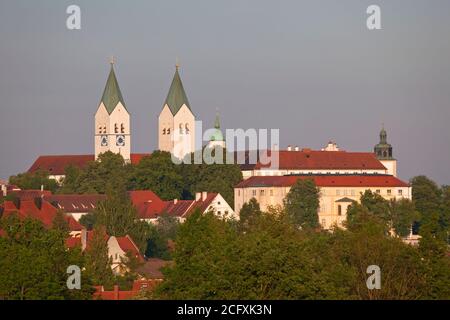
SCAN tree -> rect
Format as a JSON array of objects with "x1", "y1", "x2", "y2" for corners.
[
  {"x1": 0, "y1": 214, "x2": 94, "y2": 300},
  {"x1": 84, "y1": 225, "x2": 114, "y2": 288},
  {"x1": 60, "y1": 151, "x2": 132, "y2": 194},
  {"x1": 283, "y1": 179, "x2": 320, "y2": 229},
  {"x1": 129, "y1": 151, "x2": 184, "y2": 200},
  {"x1": 9, "y1": 170, "x2": 59, "y2": 193},
  {"x1": 145, "y1": 214, "x2": 180, "y2": 260},
  {"x1": 390, "y1": 198, "x2": 420, "y2": 237},
  {"x1": 411, "y1": 176, "x2": 447, "y2": 242},
  {"x1": 239, "y1": 198, "x2": 262, "y2": 230},
  {"x1": 52, "y1": 209, "x2": 69, "y2": 233}
]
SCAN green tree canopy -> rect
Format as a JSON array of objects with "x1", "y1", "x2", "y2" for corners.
[
  {"x1": 9, "y1": 170, "x2": 59, "y2": 193},
  {"x1": 283, "y1": 179, "x2": 320, "y2": 229}
]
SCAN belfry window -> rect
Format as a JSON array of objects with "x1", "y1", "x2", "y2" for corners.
[
  {"x1": 121, "y1": 123, "x2": 125, "y2": 133},
  {"x1": 114, "y1": 124, "x2": 118, "y2": 133},
  {"x1": 163, "y1": 128, "x2": 166, "y2": 135},
  {"x1": 179, "y1": 124, "x2": 183, "y2": 134},
  {"x1": 185, "y1": 123, "x2": 190, "y2": 134},
  {"x1": 98, "y1": 126, "x2": 102, "y2": 134},
  {"x1": 103, "y1": 126, "x2": 106, "y2": 134},
  {"x1": 167, "y1": 128, "x2": 171, "y2": 134}
]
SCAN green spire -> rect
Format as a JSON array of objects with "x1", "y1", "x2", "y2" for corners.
[
  {"x1": 210, "y1": 112, "x2": 224, "y2": 142},
  {"x1": 100, "y1": 60, "x2": 126, "y2": 114},
  {"x1": 374, "y1": 124, "x2": 393, "y2": 160},
  {"x1": 214, "y1": 112, "x2": 221, "y2": 129},
  {"x1": 164, "y1": 65, "x2": 191, "y2": 115}
]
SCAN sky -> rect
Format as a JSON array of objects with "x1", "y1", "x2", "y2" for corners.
[{"x1": 0, "y1": 0, "x2": 449, "y2": 184}]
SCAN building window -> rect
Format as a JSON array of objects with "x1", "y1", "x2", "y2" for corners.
[
  {"x1": 398, "y1": 189, "x2": 403, "y2": 196},
  {"x1": 252, "y1": 190, "x2": 256, "y2": 197},
  {"x1": 338, "y1": 205, "x2": 342, "y2": 216},
  {"x1": 322, "y1": 219, "x2": 326, "y2": 228},
  {"x1": 376, "y1": 189, "x2": 381, "y2": 194},
  {"x1": 167, "y1": 128, "x2": 171, "y2": 134},
  {"x1": 185, "y1": 123, "x2": 190, "y2": 134},
  {"x1": 350, "y1": 189, "x2": 355, "y2": 196},
  {"x1": 114, "y1": 123, "x2": 119, "y2": 133},
  {"x1": 336, "y1": 190, "x2": 340, "y2": 196},
  {"x1": 270, "y1": 189, "x2": 273, "y2": 196},
  {"x1": 343, "y1": 190, "x2": 348, "y2": 196},
  {"x1": 103, "y1": 126, "x2": 106, "y2": 134},
  {"x1": 387, "y1": 189, "x2": 392, "y2": 195},
  {"x1": 225, "y1": 210, "x2": 229, "y2": 215},
  {"x1": 163, "y1": 128, "x2": 166, "y2": 135},
  {"x1": 98, "y1": 126, "x2": 102, "y2": 134}
]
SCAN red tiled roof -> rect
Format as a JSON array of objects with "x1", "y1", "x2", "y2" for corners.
[
  {"x1": 253, "y1": 150, "x2": 386, "y2": 170},
  {"x1": 116, "y1": 235, "x2": 144, "y2": 262},
  {"x1": 1, "y1": 199, "x2": 82, "y2": 231},
  {"x1": 136, "y1": 258, "x2": 172, "y2": 279},
  {"x1": 28, "y1": 153, "x2": 151, "y2": 175},
  {"x1": 162, "y1": 193, "x2": 219, "y2": 219},
  {"x1": 128, "y1": 190, "x2": 167, "y2": 219},
  {"x1": 235, "y1": 175, "x2": 409, "y2": 188},
  {"x1": 7, "y1": 190, "x2": 52, "y2": 200},
  {"x1": 45, "y1": 194, "x2": 106, "y2": 213}
]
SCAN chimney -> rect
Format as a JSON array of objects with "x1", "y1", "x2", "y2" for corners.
[
  {"x1": 113, "y1": 285, "x2": 119, "y2": 300},
  {"x1": 202, "y1": 192, "x2": 207, "y2": 201},
  {"x1": 294, "y1": 146, "x2": 299, "y2": 151},
  {"x1": 174, "y1": 199, "x2": 178, "y2": 205},
  {"x1": 287, "y1": 145, "x2": 292, "y2": 151},
  {"x1": 40, "y1": 184, "x2": 44, "y2": 192},
  {"x1": 81, "y1": 228, "x2": 88, "y2": 251},
  {"x1": 1, "y1": 184, "x2": 6, "y2": 197},
  {"x1": 195, "y1": 192, "x2": 201, "y2": 201}
]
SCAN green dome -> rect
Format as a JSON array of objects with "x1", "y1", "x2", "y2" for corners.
[{"x1": 210, "y1": 128, "x2": 224, "y2": 141}]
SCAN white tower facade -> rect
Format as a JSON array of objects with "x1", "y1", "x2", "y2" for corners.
[
  {"x1": 158, "y1": 65, "x2": 196, "y2": 160},
  {"x1": 94, "y1": 61, "x2": 131, "y2": 162}
]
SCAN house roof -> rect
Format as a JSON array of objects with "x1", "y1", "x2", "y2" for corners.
[
  {"x1": 235, "y1": 174, "x2": 409, "y2": 188},
  {"x1": 136, "y1": 258, "x2": 172, "y2": 279},
  {"x1": 93, "y1": 280, "x2": 160, "y2": 300},
  {"x1": 164, "y1": 67, "x2": 191, "y2": 115},
  {"x1": 28, "y1": 153, "x2": 150, "y2": 175},
  {"x1": 100, "y1": 64, "x2": 127, "y2": 114},
  {"x1": 335, "y1": 197, "x2": 356, "y2": 203},
  {"x1": 128, "y1": 190, "x2": 167, "y2": 219},
  {"x1": 6, "y1": 189, "x2": 52, "y2": 200},
  {"x1": 254, "y1": 150, "x2": 387, "y2": 170},
  {"x1": 116, "y1": 235, "x2": 144, "y2": 262},
  {"x1": 45, "y1": 194, "x2": 106, "y2": 213},
  {"x1": 1, "y1": 199, "x2": 82, "y2": 231}
]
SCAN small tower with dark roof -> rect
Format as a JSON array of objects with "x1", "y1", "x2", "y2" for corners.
[
  {"x1": 374, "y1": 125, "x2": 397, "y2": 176},
  {"x1": 94, "y1": 58, "x2": 131, "y2": 162}
]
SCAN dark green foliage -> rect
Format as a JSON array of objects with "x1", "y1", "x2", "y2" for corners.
[
  {"x1": 84, "y1": 225, "x2": 114, "y2": 289},
  {"x1": 156, "y1": 209, "x2": 448, "y2": 300},
  {"x1": 145, "y1": 214, "x2": 180, "y2": 260},
  {"x1": 0, "y1": 214, "x2": 94, "y2": 300},
  {"x1": 52, "y1": 209, "x2": 70, "y2": 233},
  {"x1": 9, "y1": 170, "x2": 59, "y2": 193},
  {"x1": 283, "y1": 179, "x2": 320, "y2": 229},
  {"x1": 129, "y1": 151, "x2": 184, "y2": 200}
]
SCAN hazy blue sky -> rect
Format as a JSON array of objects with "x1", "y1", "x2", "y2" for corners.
[{"x1": 1, "y1": 0, "x2": 449, "y2": 184}]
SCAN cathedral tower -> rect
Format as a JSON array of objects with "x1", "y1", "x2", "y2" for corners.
[
  {"x1": 374, "y1": 125, "x2": 397, "y2": 176},
  {"x1": 207, "y1": 112, "x2": 226, "y2": 149},
  {"x1": 158, "y1": 64, "x2": 196, "y2": 159},
  {"x1": 94, "y1": 59, "x2": 131, "y2": 162}
]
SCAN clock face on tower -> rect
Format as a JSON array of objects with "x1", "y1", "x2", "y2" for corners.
[
  {"x1": 101, "y1": 135, "x2": 108, "y2": 146},
  {"x1": 116, "y1": 135, "x2": 125, "y2": 146}
]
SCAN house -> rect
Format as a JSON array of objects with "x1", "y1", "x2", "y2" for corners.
[
  {"x1": 66, "y1": 229, "x2": 144, "y2": 275},
  {"x1": 129, "y1": 190, "x2": 237, "y2": 223},
  {"x1": 0, "y1": 198, "x2": 82, "y2": 236},
  {"x1": 44, "y1": 194, "x2": 107, "y2": 221},
  {"x1": 235, "y1": 174, "x2": 411, "y2": 230}
]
